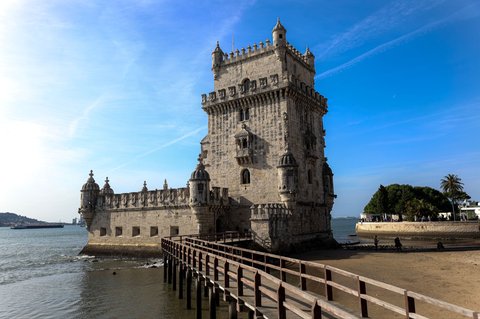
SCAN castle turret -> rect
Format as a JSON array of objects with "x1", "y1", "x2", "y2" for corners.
[
  {"x1": 304, "y1": 47, "x2": 315, "y2": 68},
  {"x1": 79, "y1": 170, "x2": 100, "y2": 229},
  {"x1": 189, "y1": 157, "x2": 210, "y2": 205},
  {"x1": 277, "y1": 151, "x2": 298, "y2": 208},
  {"x1": 272, "y1": 18, "x2": 287, "y2": 47},
  {"x1": 212, "y1": 41, "x2": 224, "y2": 79},
  {"x1": 100, "y1": 177, "x2": 114, "y2": 195}
]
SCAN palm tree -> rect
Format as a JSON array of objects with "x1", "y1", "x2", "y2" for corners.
[{"x1": 440, "y1": 174, "x2": 464, "y2": 221}]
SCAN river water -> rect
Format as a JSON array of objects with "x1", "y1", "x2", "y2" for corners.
[{"x1": 0, "y1": 220, "x2": 357, "y2": 319}]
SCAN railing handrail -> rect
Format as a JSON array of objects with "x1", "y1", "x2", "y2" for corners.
[
  {"x1": 164, "y1": 234, "x2": 479, "y2": 319},
  {"x1": 162, "y1": 237, "x2": 360, "y2": 319}
]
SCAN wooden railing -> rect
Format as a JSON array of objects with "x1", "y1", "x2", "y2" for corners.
[{"x1": 161, "y1": 234, "x2": 479, "y2": 319}]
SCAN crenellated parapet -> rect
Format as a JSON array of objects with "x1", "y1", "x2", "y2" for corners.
[
  {"x1": 250, "y1": 203, "x2": 292, "y2": 221},
  {"x1": 201, "y1": 72, "x2": 328, "y2": 113}
]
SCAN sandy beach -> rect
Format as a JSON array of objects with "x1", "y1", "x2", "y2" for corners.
[{"x1": 294, "y1": 248, "x2": 480, "y2": 318}]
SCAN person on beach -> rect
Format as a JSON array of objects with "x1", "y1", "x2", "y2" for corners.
[
  {"x1": 394, "y1": 237, "x2": 402, "y2": 251},
  {"x1": 374, "y1": 235, "x2": 379, "y2": 251}
]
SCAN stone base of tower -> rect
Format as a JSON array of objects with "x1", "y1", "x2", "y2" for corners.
[
  {"x1": 80, "y1": 243, "x2": 162, "y2": 258},
  {"x1": 250, "y1": 202, "x2": 337, "y2": 253}
]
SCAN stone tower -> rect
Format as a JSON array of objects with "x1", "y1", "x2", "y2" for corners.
[{"x1": 201, "y1": 19, "x2": 335, "y2": 251}]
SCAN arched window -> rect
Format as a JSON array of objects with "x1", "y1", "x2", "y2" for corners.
[
  {"x1": 243, "y1": 79, "x2": 250, "y2": 93},
  {"x1": 241, "y1": 169, "x2": 250, "y2": 184},
  {"x1": 307, "y1": 169, "x2": 312, "y2": 184}
]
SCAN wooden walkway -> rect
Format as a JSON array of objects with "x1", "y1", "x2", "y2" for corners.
[{"x1": 161, "y1": 233, "x2": 479, "y2": 319}]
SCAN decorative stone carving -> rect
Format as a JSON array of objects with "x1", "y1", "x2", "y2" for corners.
[
  {"x1": 209, "y1": 92, "x2": 216, "y2": 101},
  {"x1": 270, "y1": 74, "x2": 279, "y2": 85},
  {"x1": 249, "y1": 80, "x2": 257, "y2": 91},
  {"x1": 201, "y1": 94, "x2": 207, "y2": 103},
  {"x1": 228, "y1": 86, "x2": 236, "y2": 97},
  {"x1": 259, "y1": 77, "x2": 267, "y2": 88},
  {"x1": 219, "y1": 89, "x2": 226, "y2": 99}
]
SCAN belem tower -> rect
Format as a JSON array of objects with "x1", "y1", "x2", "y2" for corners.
[{"x1": 79, "y1": 20, "x2": 335, "y2": 256}]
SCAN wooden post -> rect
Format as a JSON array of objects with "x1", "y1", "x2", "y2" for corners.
[
  {"x1": 224, "y1": 261, "x2": 230, "y2": 288},
  {"x1": 209, "y1": 285, "x2": 217, "y2": 319},
  {"x1": 324, "y1": 266, "x2": 333, "y2": 301},
  {"x1": 300, "y1": 262, "x2": 307, "y2": 290},
  {"x1": 280, "y1": 259, "x2": 287, "y2": 281},
  {"x1": 213, "y1": 257, "x2": 219, "y2": 281},
  {"x1": 168, "y1": 257, "x2": 173, "y2": 284},
  {"x1": 311, "y1": 300, "x2": 322, "y2": 319},
  {"x1": 254, "y1": 271, "x2": 262, "y2": 307},
  {"x1": 237, "y1": 266, "x2": 243, "y2": 296},
  {"x1": 178, "y1": 264, "x2": 184, "y2": 299},
  {"x1": 228, "y1": 298, "x2": 238, "y2": 319},
  {"x1": 214, "y1": 284, "x2": 220, "y2": 306},
  {"x1": 172, "y1": 259, "x2": 177, "y2": 291},
  {"x1": 404, "y1": 291, "x2": 416, "y2": 319},
  {"x1": 277, "y1": 283, "x2": 286, "y2": 319},
  {"x1": 186, "y1": 269, "x2": 192, "y2": 309},
  {"x1": 206, "y1": 255, "x2": 210, "y2": 275},
  {"x1": 196, "y1": 276, "x2": 202, "y2": 319},
  {"x1": 163, "y1": 255, "x2": 168, "y2": 282},
  {"x1": 357, "y1": 277, "x2": 368, "y2": 317}
]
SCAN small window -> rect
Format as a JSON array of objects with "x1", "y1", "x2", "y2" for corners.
[
  {"x1": 279, "y1": 34, "x2": 283, "y2": 39},
  {"x1": 150, "y1": 226, "x2": 159, "y2": 237},
  {"x1": 100, "y1": 227, "x2": 107, "y2": 236},
  {"x1": 132, "y1": 226, "x2": 140, "y2": 237},
  {"x1": 308, "y1": 169, "x2": 312, "y2": 184},
  {"x1": 239, "y1": 108, "x2": 249, "y2": 121},
  {"x1": 170, "y1": 226, "x2": 179, "y2": 236},
  {"x1": 241, "y1": 169, "x2": 251, "y2": 184},
  {"x1": 115, "y1": 227, "x2": 123, "y2": 237},
  {"x1": 197, "y1": 183, "x2": 204, "y2": 194},
  {"x1": 241, "y1": 138, "x2": 248, "y2": 149}
]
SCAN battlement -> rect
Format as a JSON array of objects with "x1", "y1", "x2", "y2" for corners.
[
  {"x1": 250, "y1": 203, "x2": 292, "y2": 220},
  {"x1": 97, "y1": 186, "x2": 229, "y2": 210},
  {"x1": 216, "y1": 40, "x2": 313, "y2": 70},
  {"x1": 201, "y1": 72, "x2": 327, "y2": 111}
]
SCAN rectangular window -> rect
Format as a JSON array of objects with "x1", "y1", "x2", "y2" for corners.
[
  {"x1": 150, "y1": 226, "x2": 159, "y2": 237},
  {"x1": 170, "y1": 226, "x2": 179, "y2": 236},
  {"x1": 115, "y1": 227, "x2": 123, "y2": 237},
  {"x1": 132, "y1": 226, "x2": 140, "y2": 237},
  {"x1": 100, "y1": 227, "x2": 107, "y2": 236}
]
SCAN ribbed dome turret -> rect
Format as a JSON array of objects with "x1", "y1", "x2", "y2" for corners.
[
  {"x1": 82, "y1": 170, "x2": 100, "y2": 191},
  {"x1": 272, "y1": 18, "x2": 286, "y2": 32},
  {"x1": 100, "y1": 177, "x2": 114, "y2": 195},
  {"x1": 277, "y1": 151, "x2": 298, "y2": 167},
  {"x1": 190, "y1": 159, "x2": 210, "y2": 181}
]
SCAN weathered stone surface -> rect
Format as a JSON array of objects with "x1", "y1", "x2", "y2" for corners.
[{"x1": 79, "y1": 20, "x2": 335, "y2": 255}]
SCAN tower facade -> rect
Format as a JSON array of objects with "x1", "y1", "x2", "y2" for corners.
[
  {"x1": 78, "y1": 20, "x2": 334, "y2": 256},
  {"x1": 201, "y1": 19, "x2": 335, "y2": 251}
]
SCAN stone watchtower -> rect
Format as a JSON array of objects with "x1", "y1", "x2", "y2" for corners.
[{"x1": 201, "y1": 19, "x2": 335, "y2": 251}]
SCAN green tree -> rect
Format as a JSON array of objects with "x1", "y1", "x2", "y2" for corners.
[
  {"x1": 404, "y1": 198, "x2": 438, "y2": 221},
  {"x1": 363, "y1": 184, "x2": 450, "y2": 221},
  {"x1": 440, "y1": 174, "x2": 468, "y2": 221}
]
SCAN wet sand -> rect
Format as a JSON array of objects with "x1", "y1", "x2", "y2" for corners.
[{"x1": 295, "y1": 248, "x2": 480, "y2": 318}]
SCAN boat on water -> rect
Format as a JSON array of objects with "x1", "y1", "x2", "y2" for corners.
[{"x1": 11, "y1": 224, "x2": 64, "y2": 229}]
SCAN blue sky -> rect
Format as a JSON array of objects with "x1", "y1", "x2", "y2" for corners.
[{"x1": 1, "y1": 0, "x2": 479, "y2": 222}]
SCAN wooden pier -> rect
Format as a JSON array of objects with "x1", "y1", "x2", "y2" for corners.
[{"x1": 161, "y1": 232, "x2": 479, "y2": 319}]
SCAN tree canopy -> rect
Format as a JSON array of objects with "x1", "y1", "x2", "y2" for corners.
[
  {"x1": 363, "y1": 184, "x2": 451, "y2": 221},
  {"x1": 440, "y1": 174, "x2": 470, "y2": 221}
]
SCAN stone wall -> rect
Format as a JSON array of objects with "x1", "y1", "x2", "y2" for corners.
[{"x1": 356, "y1": 221, "x2": 480, "y2": 239}]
